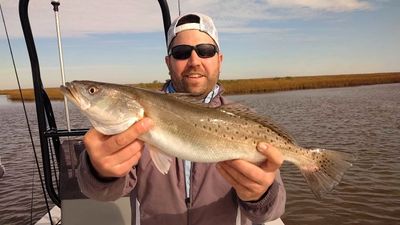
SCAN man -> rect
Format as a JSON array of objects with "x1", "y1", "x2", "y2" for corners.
[{"x1": 78, "y1": 12, "x2": 286, "y2": 225}]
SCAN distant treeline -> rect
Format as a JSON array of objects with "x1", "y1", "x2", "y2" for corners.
[{"x1": 1, "y1": 72, "x2": 400, "y2": 101}]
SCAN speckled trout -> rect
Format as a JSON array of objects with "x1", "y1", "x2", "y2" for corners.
[{"x1": 61, "y1": 80, "x2": 354, "y2": 199}]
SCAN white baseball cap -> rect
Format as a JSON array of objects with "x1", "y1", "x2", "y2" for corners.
[{"x1": 167, "y1": 12, "x2": 220, "y2": 51}]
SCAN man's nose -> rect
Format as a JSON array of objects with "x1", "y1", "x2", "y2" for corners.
[{"x1": 187, "y1": 49, "x2": 201, "y2": 66}]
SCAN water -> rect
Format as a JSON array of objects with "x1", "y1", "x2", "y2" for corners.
[
  {"x1": 0, "y1": 84, "x2": 399, "y2": 224},
  {"x1": 0, "y1": 97, "x2": 48, "y2": 224},
  {"x1": 0, "y1": 96, "x2": 90, "y2": 224},
  {"x1": 229, "y1": 83, "x2": 400, "y2": 224}
]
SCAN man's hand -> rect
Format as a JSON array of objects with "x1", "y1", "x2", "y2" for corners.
[
  {"x1": 83, "y1": 118, "x2": 154, "y2": 179},
  {"x1": 216, "y1": 143, "x2": 284, "y2": 201}
]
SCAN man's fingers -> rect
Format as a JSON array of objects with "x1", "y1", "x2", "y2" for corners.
[
  {"x1": 216, "y1": 162, "x2": 251, "y2": 193},
  {"x1": 225, "y1": 160, "x2": 266, "y2": 185},
  {"x1": 110, "y1": 150, "x2": 143, "y2": 177},
  {"x1": 104, "y1": 118, "x2": 154, "y2": 153},
  {"x1": 83, "y1": 119, "x2": 152, "y2": 178},
  {"x1": 107, "y1": 140, "x2": 144, "y2": 166},
  {"x1": 257, "y1": 143, "x2": 284, "y2": 172},
  {"x1": 217, "y1": 162, "x2": 266, "y2": 201},
  {"x1": 95, "y1": 142, "x2": 144, "y2": 177},
  {"x1": 84, "y1": 127, "x2": 106, "y2": 144}
]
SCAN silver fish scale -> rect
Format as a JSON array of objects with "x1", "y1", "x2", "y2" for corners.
[{"x1": 193, "y1": 112, "x2": 277, "y2": 148}]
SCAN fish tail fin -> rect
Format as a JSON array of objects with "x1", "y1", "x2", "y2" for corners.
[{"x1": 295, "y1": 148, "x2": 355, "y2": 199}]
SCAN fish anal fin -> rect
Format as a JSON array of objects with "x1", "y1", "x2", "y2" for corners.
[{"x1": 146, "y1": 144, "x2": 173, "y2": 175}]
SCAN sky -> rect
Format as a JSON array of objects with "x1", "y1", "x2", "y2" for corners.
[{"x1": 0, "y1": 0, "x2": 399, "y2": 90}]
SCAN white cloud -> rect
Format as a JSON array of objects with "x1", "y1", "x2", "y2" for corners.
[
  {"x1": 0, "y1": 0, "x2": 375, "y2": 39},
  {"x1": 1, "y1": 0, "x2": 172, "y2": 38},
  {"x1": 265, "y1": 0, "x2": 372, "y2": 12}
]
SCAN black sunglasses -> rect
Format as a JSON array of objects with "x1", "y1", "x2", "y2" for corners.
[{"x1": 169, "y1": 44, "x2": 219, "y2": 60}]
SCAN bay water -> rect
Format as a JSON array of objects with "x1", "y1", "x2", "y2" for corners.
[{"x1": 0, "y1": 83, "x2": 399, "y2": 224}]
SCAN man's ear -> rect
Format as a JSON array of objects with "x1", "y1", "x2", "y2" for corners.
[
  {"x1": 218, "y1": 52, "x2": 224, "y2": 72},
  {"x1": 219, "y1": 52, "x2": 224, "y2": 64}
]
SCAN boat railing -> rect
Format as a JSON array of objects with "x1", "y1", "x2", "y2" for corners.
[{"x1": 19, "y1": 0, "x2": 172, "y2": 208}]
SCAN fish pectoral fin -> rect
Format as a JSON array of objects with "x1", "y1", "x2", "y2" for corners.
[{"x1": 146, "y1": 144, "x2": 172, "y2": 175}]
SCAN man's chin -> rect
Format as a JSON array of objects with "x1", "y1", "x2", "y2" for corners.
[{"x1": 184, "y1": 87, "x2": 208, "y2": 97}]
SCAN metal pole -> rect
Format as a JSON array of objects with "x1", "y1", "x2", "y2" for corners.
[
  {"x1": 178, "y1": 0, "x2": 181, "y2": 16},
  {"x1": 157, "y1": 0, "x2": 171, "y2": 48},
  {"x1": 51, "y1": 0, "x2": 71, "y2": 132}
]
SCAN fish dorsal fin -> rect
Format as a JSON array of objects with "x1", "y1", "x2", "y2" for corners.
[{"x1": 218, "y1": 103, "x2": 296, "y2": 144}]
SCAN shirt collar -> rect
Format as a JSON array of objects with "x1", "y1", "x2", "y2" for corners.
[{"x1": 164, "y1": 80, "x2": 220, "y2": 104}]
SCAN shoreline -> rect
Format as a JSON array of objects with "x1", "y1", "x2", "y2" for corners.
[{"x1": 1, "y1": 72, "x2": 400, "y2": 101}]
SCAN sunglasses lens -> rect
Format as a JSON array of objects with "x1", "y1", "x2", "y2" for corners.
[
  {"x1": 196, "y1": 44, "x2": 217, "y2": 58},
  {"x1": 170, "y1": 44, "x2": 218, "y2": 60},
  {"x1": 171, "y1": 45, "x2": 193, "y2": 60}
]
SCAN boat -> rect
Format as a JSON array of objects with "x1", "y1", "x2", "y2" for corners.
[{"x1": 15, "y1": 0, "x2": 286, "y2": 224}]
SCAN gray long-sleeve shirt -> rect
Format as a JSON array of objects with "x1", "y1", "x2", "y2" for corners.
[{"x1": 77, "y1": 85, "x2": 286, "y2": 225}]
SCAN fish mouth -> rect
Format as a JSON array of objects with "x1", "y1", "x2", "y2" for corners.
[
  {"x1": 60, "y1": 82, "x2": 91, "y2": 110},
  {"x1": 60, "y1": 82, "x2": 74, "y2": 100}
]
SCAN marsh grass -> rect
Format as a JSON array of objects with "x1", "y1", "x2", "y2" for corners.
[
  {"x1": 0, "y1": 88, "x2": 64, "y2": 101},
  {"x1": 220, "y1": 72, "x2": 400, "y2": 94},
  {"x1": 1, "y1": 72, "x2": 399, "y2": 101}
]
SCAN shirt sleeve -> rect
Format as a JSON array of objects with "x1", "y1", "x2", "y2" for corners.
[
  {"x1": 236, "y1": 170, "x2": 286, "y2": 223},
  {"x1": 76, "y1": 150, "x2": 138, "y2": 201}
]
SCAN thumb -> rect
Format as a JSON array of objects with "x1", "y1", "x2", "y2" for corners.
[
  {"x1": 257, "y1": 142, "x2": 269, "y2": 154},
  {"x1": 257, "y1": 142, "x2": 284, "y2": 172}
]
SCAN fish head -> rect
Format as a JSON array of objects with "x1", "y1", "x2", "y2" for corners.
[{"x1": 60, "y1": 80, "x2": 144, "y2": 135}]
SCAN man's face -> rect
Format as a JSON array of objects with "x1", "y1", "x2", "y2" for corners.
[{"x1": 165, "y1": 30, "x2": 223, "y2": 97}]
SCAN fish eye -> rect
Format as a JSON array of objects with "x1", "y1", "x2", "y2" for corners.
[{"x1": 88, "y1": 86, "x2": 98, "y2": 95}]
